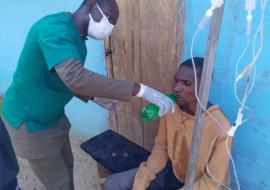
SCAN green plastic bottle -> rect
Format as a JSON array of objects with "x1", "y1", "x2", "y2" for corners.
[{"x1": 140, "y1": 93, "x2": 178, "y2": 122}]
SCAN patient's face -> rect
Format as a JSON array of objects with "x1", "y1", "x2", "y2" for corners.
[{"x1": 173, "y1": 66, "x2": 200, "y2": 107}]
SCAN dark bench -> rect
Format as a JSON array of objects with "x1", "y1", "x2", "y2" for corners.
[{"x1": 81, "y1": 130, "x2": 151, "y2": 189}]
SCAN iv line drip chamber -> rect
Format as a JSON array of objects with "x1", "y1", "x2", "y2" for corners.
[
  {"x1": 198, "y1": 0, "x2": 225, "y2": 29},
  {"x1": 245, "y1": 0, "x2": 257, "y2": 35}
]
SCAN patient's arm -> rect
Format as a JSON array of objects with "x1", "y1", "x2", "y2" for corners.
[{"x1": 133, "y1": 116, "x2": 169, "y2": 189}]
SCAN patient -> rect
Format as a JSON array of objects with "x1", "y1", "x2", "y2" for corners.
[{"x1": 104, "y1": 57, "x2": 233, "y2": 190}]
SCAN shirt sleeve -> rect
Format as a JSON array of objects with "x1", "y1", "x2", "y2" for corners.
[
  {"x1": 133, "y1": 116, "x2": 169, "y2": 190},
  {"x1": 54, "y1": 58, "x2": 134, "y2": 102},
  {"x1": 192, "y1": 134, "x2": 233, "y2": 190},
  {"x1": 75, "y1": 94, "x2": 91, "y2": 103},
  {"x1": 38, "y1": 23, "x2": 82, "y2": 71}
]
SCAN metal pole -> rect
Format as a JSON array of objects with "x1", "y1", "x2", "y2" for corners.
[{"x1": 184, "y1": 2, "x2": 226, "y2": 190}]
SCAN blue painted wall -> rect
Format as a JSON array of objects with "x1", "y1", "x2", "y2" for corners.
[
  {"x1": 0, "y1": 0, "x2": 109, "y2": 142},
  {"x1": 181, "y1": 0, "x2": 270, "y2": 189}
]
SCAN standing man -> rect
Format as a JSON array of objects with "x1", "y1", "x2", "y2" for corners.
[{"x1": 1, "y1": 0, "x2": 174, "y2": 189}]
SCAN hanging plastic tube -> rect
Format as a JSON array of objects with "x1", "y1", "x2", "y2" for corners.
[
  {"x1": 199, "y1": 0, "x2": 225, "y2": 29},
  {"x1": 190, "y1": 0, "x2": 236, "y2": 189},
  {"x1": 232, "y1": 0, "x2": 258, "y2": 135},
  {"x1": 230, "y1": 0, "x2": 267, "y2": 136},
  {"x1": 245, "y1": 0, "x2": 257, "y2": 35},
  {"x1": 235, "y1": 0, "x2": 257, "y2": 82},
  {"x1": 227, "y1": 0, "x2": 267, "y2": 190}
]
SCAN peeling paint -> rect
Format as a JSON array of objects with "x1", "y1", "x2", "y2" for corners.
[
  {"x1": 228, "y1": 0, "x2": 243, "y2": 21},
  {"x1": 176, "y1": 0, "x2": 186, "y2": 67},
  {"x1": 261, "y1": 71, "x2": 270, "y2": 78},
  {"x1": 177, "y1": 0, "x2": 186, "y2": 31}
]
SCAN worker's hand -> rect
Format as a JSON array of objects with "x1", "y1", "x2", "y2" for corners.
[
  {"x1": 137, "y1": 84, "x2": 175, "y2": 116},
  {"x1": 93, "y1": 98, "x2": 120, "y2": 115}
]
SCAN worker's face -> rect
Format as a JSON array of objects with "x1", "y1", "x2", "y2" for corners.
[
  {"x1": 173, "y1": 66, "x2": 200, "y2": 107},
  {"x1": 87, "y1": 0, "x2": 119, "y2": 25}
]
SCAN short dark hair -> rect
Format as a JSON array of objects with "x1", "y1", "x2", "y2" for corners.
[
  {"x1": 81, "y1": 0, "x2": 107, "y2": 8},
  {"x1": 180, "y1": 57, "x2": 205, "y2": 79}
]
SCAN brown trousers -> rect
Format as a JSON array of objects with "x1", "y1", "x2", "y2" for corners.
[
  {"x1": 2, "y1": 115, "x2": 74, "y2": 190},
  {"x1": 27, "y1": 138, "x2": 75, "y2": 190}
]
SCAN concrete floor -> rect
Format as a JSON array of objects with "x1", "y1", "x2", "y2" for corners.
[{"x1": 17, "y1": 141, "x2": 101, "y2": 190}]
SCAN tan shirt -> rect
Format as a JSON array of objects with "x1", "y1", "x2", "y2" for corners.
[
  {"x1": 55, "y1": 58, "x2": 134, "y2": 102},
  {"x1": 133, "y1": 105, "x2": 233, "y2": 190}
]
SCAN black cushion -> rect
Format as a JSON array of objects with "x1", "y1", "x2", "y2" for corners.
[{"x1": 80, "y1": 130, "x2": 151, "y2": 173}]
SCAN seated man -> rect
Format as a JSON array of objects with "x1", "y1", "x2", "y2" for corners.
[{"x1": 104, "y1": 57, "x2": 233, "y2": 190}]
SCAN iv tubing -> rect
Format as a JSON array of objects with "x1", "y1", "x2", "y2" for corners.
[
  {"x1": 247, "y1": 0, "x2": 267, "y2": 98},
  {"x1": 235, "y1": 0, "x2": 267, "y2": 124},
  {"x1": 226, "y1": 1, "x2": 267, "y2": 189},
  {"x1": 236, "y1": 0, "x2": 266, "y2": 83},
  {"x1": 190, "y1": 0, "x2": 267, "y2": 189},
  {"x1": 234, "y1": 35, "x2": 253, "y2": 123},
  {"x1": 191, "y1": 29, "x2": 232, "y2": 190},
  {"x1": 226, "y1": 136, "x2": 240, "y2": 190}
]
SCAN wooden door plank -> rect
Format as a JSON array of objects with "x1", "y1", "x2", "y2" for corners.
[
  {"x1": 139, "y1": 0, "x2": 186, "y2": 151},
  {"x1": 105, "y1": 38, "x2": 118, "y2": 132},
  {"x1": 109, "y1": 0, "x2": 143, "y2": 146}
]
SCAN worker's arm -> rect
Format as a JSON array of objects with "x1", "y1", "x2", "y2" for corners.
[
  {"x1": 180, "y1": 134, "x2": 233, "y2": 190},
  {"x1": 74, "y1": 94, "x2": 92, "y2": 103},
  {"x1": 133, "y1": 116, "x2": 169, "y2": 190},
  {"x1": 55, "y1": 58, "x2": 134, "y2": 102},
  {"x1": 54, "y1": 58, "x2": 174, "y2": 116}
]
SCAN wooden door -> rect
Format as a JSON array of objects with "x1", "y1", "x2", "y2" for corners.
[{"x1": 105, "y1": 0, "x2": 186, "y2": 151}]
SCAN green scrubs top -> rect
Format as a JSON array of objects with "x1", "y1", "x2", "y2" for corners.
[{"x1": 2, "y1": 12, "x2": 87, "y2": 132}]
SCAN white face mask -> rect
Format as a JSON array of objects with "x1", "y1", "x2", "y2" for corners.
[{"x1": 87, "y1": 4, "x2": 114, "y2": 40}]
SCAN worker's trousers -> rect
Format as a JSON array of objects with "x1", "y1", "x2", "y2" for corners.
[
  {"x1": 2, "y1": 115, "x2": 75, "y2": 190},
  {"x1": 27, "y1": 138, "x2": 75, "y2": 190}
]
